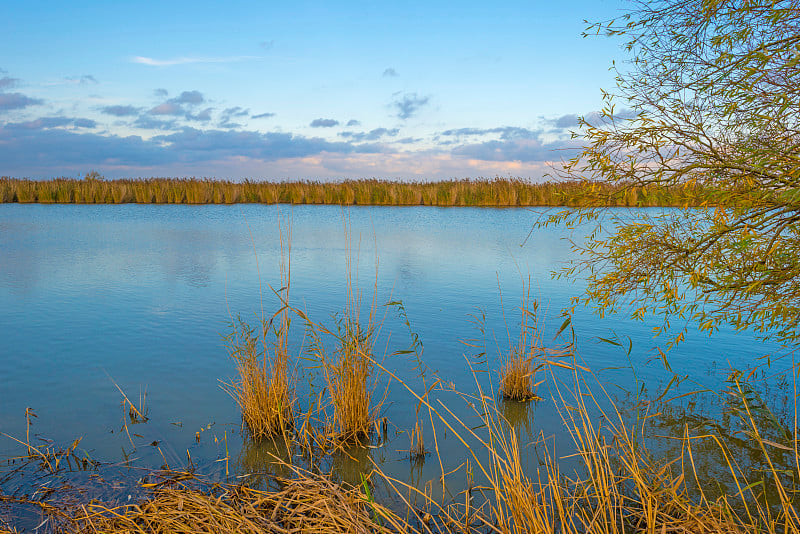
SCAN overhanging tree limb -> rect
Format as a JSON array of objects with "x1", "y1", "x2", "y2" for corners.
[{"x1": 550, "y1": 0, "x2": 800, "y2": 345}]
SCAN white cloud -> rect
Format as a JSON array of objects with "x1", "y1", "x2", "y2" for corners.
[{"x1": 131, "y1": 55, "x2": 260, "y2": 67}]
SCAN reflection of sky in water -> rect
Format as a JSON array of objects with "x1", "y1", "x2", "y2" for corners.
[{"x1": 0, "y1": 204, "x2": 786, "y2": 489}]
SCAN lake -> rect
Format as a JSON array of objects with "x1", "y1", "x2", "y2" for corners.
[{"x1": 0, "y1": 203, "x2": 784, "y2": 498}]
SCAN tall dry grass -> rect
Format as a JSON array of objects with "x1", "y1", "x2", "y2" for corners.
[
  {"x1": 222, "y1": 317, "x2": 293, "y2": 439},
  {"x1": 325, "y1": 317, "x2": 375, "y2": 440},
  {"x1": 0, "y1": 176, "x2": 721, "y2": 207},
  {"x1": 4, "y1": 233, "x2": 800, "y2": 533},
  {"x1": 222, "y1": 222, "x2": 294, "y2": 439},
  {"x1": 304, "y1": 225, "x2": 382, "y2": 443},
  {"x1": 5, "y1": 348, "x2": 800, "y2": 534},
  {"x1": 471, "y1": 361, "x2": 800, "y2": 534},
  {"x1": 368, "y1": 334, "x2": 800, "y2": 534},
  {"x1": 499, "y1": 297, "x2": 544, "y2": 402}
]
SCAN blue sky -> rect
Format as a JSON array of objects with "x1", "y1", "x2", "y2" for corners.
[{"x1": 1, "y1": 0, "x2": 626, "y2": 180}]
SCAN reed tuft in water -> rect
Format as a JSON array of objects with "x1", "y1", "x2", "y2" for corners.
[
  {"x1": 222, "y1": 219, "x2": 294, "y2": 439},
  {"x1": 314, "y1": 315, "x2": 377, "y2": 442},
  {"x1": 299, "y1": 221, "x2": 383, "y2": 444},
  {"x1": 499, "y1": 297, "x2": 542, "y2": 402},
  {"x1": 222, "y1": 318, "x2": 294, "y2": 439},
  {"x1": 7, "y1": 228, "x2": 800, "y2": 533},
  {"x1": 499, "y1": 345, "x2": 539, "y2": 401},
  {"x1": 6, "y1": 348, "x2": 800, "y2": 534},
  {"x1": 408, "y1": 420, "x2": 426, "y2": 461}
]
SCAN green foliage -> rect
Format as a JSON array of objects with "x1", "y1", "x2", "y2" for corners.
[{"x1": 549, "y1": 0, "x2": 800, "y2": 345}]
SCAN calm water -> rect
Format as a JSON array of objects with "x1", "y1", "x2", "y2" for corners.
[{"x1": 0, "y1": 204, "x2": 782, "y2": 493}]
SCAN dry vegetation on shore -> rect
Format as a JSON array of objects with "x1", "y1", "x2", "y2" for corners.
[{"x1": 0, "y1": 176, "x2": 714, "y2": 207}]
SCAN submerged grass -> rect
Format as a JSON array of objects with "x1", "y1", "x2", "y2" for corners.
[{"x1": 0, "y1": 176, "x2": 721, "y2": 207}]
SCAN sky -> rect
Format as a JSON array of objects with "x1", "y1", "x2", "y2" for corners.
[{"x1": 0, "y1": 0, "x2": 628, "y2": 181}]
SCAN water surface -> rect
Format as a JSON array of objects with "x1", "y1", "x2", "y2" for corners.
[{"x1": 0, "y1": 204, "x2": 781, "y2": 492}]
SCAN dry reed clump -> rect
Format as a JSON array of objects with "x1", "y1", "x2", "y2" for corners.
[
  {"x1": 223, "y1": 320, "x2": 294, "y2": 439},
  {"x1": 5, "y1": 353, "x2": 800, "y2": 533},
  {"x1": 371, "y1": 338, "x2": 797, "y2": 534},
  {"x1": 498, "y1": 345, "x2": 540, "y2": 401},
  {"x1": 56, "y1": 468, "x2": 409, "y2": 534},
  {"x1": 222, "y1": 216, "x2": 295, "y2": 440},
  {"x1": 538, "y1": 372, "x2": 754, "y2": 534},
  {"x1": 303, "y1": 223, "x2": 383, "y2": 445},
  {"x1": 291, "y1": 312, "x2": 382, "y2": 454},
  {"x1": 499, "y1": 298, "x2": 543, "y2": 402},
  {"x1": 455, "y1": 358, "x2": 795, "y2": 534},
  {"x1": 324, "y1": 318, "x2": 376, "y2": 441},
  {"x1": 408, "y1": 420, "x2": 426, "y2": 461}
]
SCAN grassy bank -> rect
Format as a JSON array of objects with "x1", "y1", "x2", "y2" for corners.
[{"x1": 0, "y1": 176, "x2": 713, "y2": 207}]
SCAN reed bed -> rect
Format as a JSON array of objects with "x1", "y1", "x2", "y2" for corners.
[
  {"x1": 4, "y1": 253, "x2": 800, "y2": 532},
  {"x1": 487, "y1": 366, "x2": 800, "y2": 534},
  {"x1": 0, "y1": 176, "x2": 718, "y2": 207},
  {"x1": 219, "y1": 215, "x2": 384, "y2": 460},
  {"x1": 197, "y1": 262, "x2": 800, "y2": 534},
  {"x1": 366, "y1": 338, "x2": 800, "y2": 534}
]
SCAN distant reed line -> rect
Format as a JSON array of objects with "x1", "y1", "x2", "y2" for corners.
[{"x1": 0, "y1": 177, "x2": 712, "y2": 207}]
